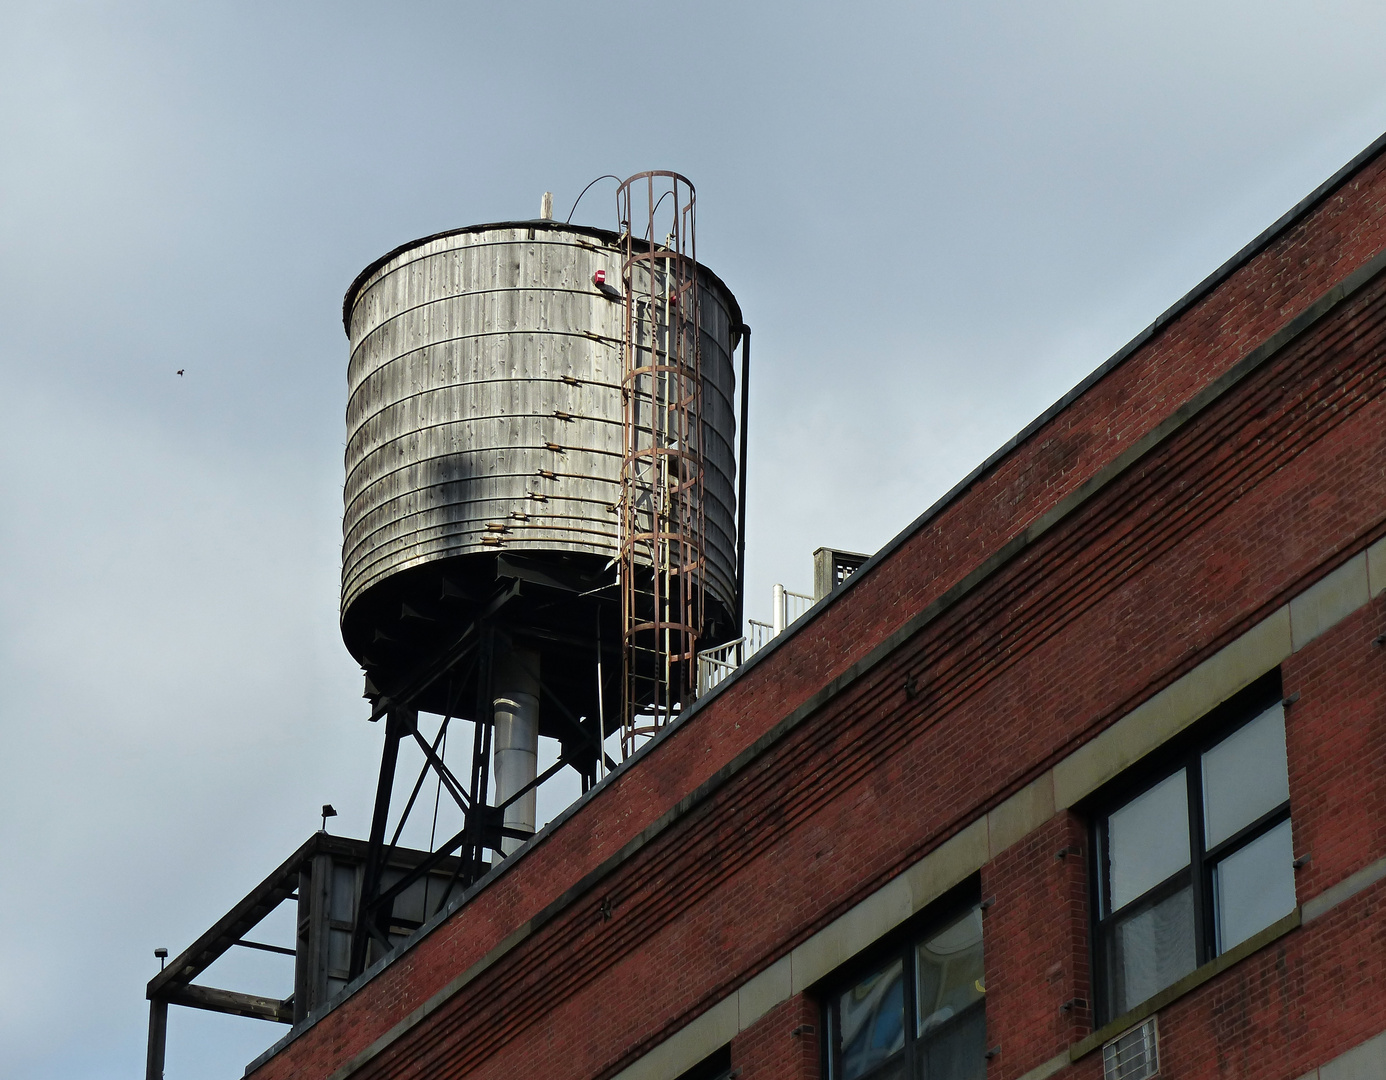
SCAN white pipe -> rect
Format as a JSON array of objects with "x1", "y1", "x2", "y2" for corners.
[
  {"x1": 493, "y1": 646, "x2": 540, "y2": 856},
  {"x1": 772, "y1": 583, "x2": 786, "y2": 637},
  {"x1": 596, "y1": 633, "x2": 606, "y2": 781}
]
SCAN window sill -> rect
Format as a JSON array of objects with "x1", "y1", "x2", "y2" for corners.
[{"x1": 1069, "y1": 908, "x2": 1301, "y2": 1061}]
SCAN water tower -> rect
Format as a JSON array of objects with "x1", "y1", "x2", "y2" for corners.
[{"x1": 338, "y1": 174, "x2": 748, "y2": 975}]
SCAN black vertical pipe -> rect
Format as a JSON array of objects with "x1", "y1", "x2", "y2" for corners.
[
  {"x1": 734, "y1": 326, "x2": 751, "y2": 640},
  {"x1": 145, "y1": 998, "x2": 168, "y2": 1080}
]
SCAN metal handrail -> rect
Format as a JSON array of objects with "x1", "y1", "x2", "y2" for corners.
[
  {"x1": 696, "y1": 638, "x2": 745, "y2": 696},
  {"x1": 747, "y1": 619, "x2": 775, "y2": 654},
  {"x1": 696, "y1": 582, "x2": 817, "y2": 696}
]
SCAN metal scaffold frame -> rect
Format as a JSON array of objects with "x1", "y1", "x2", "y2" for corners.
[
  {"x1": 344, "y1": 597, "x2": 615, "y2": 983},
  {"x1": 616, "y1": 172, "x2": 706, "y2": 757}
]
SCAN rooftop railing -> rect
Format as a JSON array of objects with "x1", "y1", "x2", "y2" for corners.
[{"x1": 697, "y1": 584, "x2": 814, "y2": 696}]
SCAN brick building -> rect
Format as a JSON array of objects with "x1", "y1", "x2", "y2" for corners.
[{"x1": 240, "y1": 133, "x2": 1386, "y2": 1080}]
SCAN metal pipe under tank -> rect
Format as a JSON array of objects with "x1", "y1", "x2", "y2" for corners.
[{"x1": 492, "y1": 645, "x2": 540, "y2": 856}]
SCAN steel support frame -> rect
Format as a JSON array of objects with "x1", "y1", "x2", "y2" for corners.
[
  {"x1": 144, "y1": 832, "x2": 472, "y2": 1079},
  {"x1": 347, "y1": 642, "x2": 493, "y2": 978},
  {"x1": 144, "y1": 833, "x2": 326, "y2": 1079},
  {"x1": 344, "y1": 597, "x2": 617, "y2": 981}
]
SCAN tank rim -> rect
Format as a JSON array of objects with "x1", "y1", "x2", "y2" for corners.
[{"x1": 342, "y1": 219, "x2": 744, "y2": 338}]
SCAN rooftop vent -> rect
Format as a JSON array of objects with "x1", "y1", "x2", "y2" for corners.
[{"x1": 812, "y1": 547, "x2": 869, "y2": 602}]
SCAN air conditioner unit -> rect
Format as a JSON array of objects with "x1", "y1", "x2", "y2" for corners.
[{"x1": 1102, "y1": 1016, "x2": 1159, "y2": 1080}]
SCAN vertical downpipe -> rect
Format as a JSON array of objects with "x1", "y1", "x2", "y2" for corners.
[
  {"x1": 734, "y1": 326, "x2": 751, "y2": 643},
  {"x1": 493, "y1": 646, "x2": 541, "y2": 856},
  {"x1": 596, "y1": 614, "x2": 606, "y2": 781}
]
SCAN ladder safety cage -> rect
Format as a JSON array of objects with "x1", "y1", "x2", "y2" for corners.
[{"x1": 616, "y1": 172, "x2": 707, "y2": 757}]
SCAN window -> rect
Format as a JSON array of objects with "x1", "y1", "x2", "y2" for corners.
[
  {"x1": 826, "y1": 899, "x2": 985, "y2": 1080},
  {"x1": 674, "y1": 1046, "x2": 732, "y2": 1080},
  {"x1": 1093, "y1": 675, "x2": 1296, "y2": 1022}
]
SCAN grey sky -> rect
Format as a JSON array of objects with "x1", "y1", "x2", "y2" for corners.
[{"x1": 3, "y1": 2, "x2": 1385, "y2": 1077}]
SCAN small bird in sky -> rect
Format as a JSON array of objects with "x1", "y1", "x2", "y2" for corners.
[{"x1": 176, "y1": 369, "x2": 184, "y2": 376}]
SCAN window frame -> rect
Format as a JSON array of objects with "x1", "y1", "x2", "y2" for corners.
[
  {"x1": 822, "y1": 879, "x2": 984, "y2": 1080},
  {"x1": 1088, "y1": 670, "x2": 1291, "y2": 1024},
  {"x1": 672, "y1": 1045, "x2": 733, "y2": 1080}
]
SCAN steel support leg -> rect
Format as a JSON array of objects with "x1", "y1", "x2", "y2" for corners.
[{"x1": 348, "y1": 707, "x2": 409, "y2": 979}]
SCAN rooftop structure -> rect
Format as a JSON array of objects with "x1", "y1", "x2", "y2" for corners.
[{"x1": 149, "y1": 137, "x2": 1386, "y2": 1080}]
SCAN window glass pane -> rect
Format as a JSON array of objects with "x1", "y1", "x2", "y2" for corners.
[
  {"x1": 1215, "y1": 818, "x2": 1296, "y2": 951},
  {"x1": 1108, "y1": 770, "x2": 1191, "y2": 910},
  {"x1": 917, "y1": 1003, "x2": 986, "y2": 1080},
  {"x1": 837, "y1": 956, "x2": 905, "y2": 1080},
  {"x1": 1202, "y1": 703, "x2": 1289, "y2": 848},
  {"x1": 1109, "y1": 883, "x2": 1196, "y2": 1015},
  {"x1": 916, "y1": 907, "x2": 984, "y2": 1037}
]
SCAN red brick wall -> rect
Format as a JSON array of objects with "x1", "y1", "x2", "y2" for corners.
[
  {"x1": 1284, "y1": 597, "x2": 1386, "y2": 907},
  {"x1": 1145, "y1": 890, "x2": 1386, "y2": 1080},
  {"x1": 732, "y1": 996, "x2": 820, "y2": 1080},
  {"x1": 1133, "y1": 594, "x2": 1386, "y2": 1079},
  {"x1": 248, "y1": 150, "x2": 1386, "y2": 1080},
  {"x1": 980, "y1": 813, "x2": 1091, "y2": 1080},
  {"x1": 965, "y1": 600, "x2": 1386, "y2": 1080}
]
